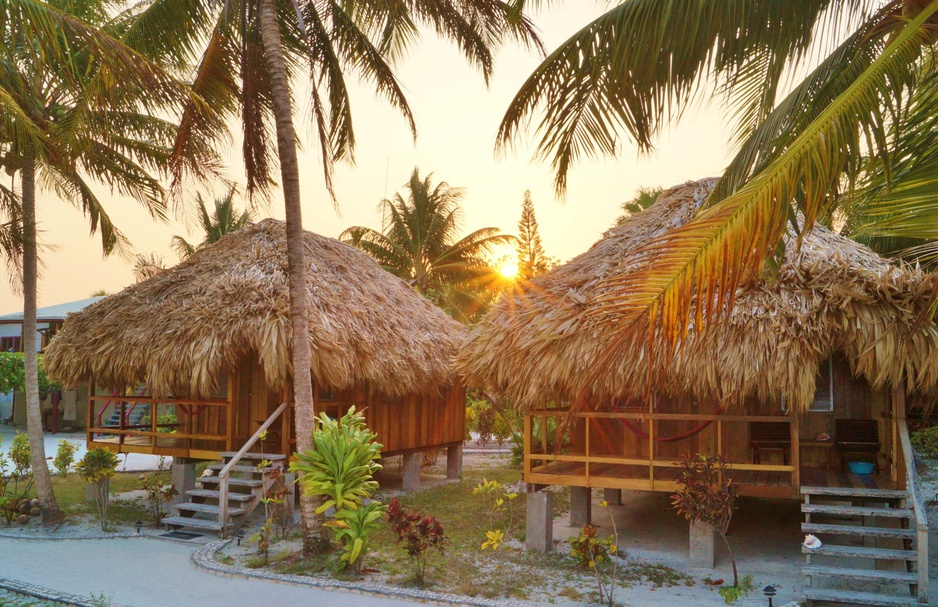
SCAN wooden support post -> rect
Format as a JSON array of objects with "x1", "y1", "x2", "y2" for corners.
[
  {"x1": 402, "y1": 452, "x2": 421, "y2": 491},
  {"x1": 446, "y1": 444, "x2": 463, "y2": 479},
  {"x1": 523, "y1": 414, "x2": 532, "y2": 481},
  {"x1": 791, "y1": 409, "x2": 800, "y2": 497}
]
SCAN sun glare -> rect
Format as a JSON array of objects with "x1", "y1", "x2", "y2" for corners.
[{"x1": 499, "y1": 262, "x2": 520, "y2": 280}]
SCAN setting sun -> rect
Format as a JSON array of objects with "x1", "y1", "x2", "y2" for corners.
[{"x1": 498, "y1": 261, "x2": 520, "y2": 280}]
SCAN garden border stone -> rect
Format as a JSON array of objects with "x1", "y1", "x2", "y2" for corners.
[
  {"x1": 192, "y1": 539, "x2": 529, "y2": 607},
  {"x1": 0, "y1": 577, "x2": 133, "y2": 607}
]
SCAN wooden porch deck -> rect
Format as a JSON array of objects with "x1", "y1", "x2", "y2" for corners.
[{"x1": 528, "y1": 460, "x2": 897, "y2": 499}]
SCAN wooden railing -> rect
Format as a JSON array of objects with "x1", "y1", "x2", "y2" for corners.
[
  {"x1": 524, "y1": 408, "x2": 796, "y2": 496},
  {"x1": 217, "y1": 402, "x2": 288, "y2": 536},
  {"x1": 87, "y1": 395, "x2": 231, "y2": 456},
  {"x1": 898, "y1": 420, "x2": 929, "y2": 603}
]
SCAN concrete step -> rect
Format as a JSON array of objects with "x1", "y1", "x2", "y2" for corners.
[
  {"x1": 162, "y1": 516, "x2": 226, "y2": 532},
  {"x1": 802, "y1": 587, "x2": 919, "y2": 606},
  {"x1": 802, "y1": 544, "x2": 917, "y2": 561},
  {"x1": 176, "y1": 503, "x2": 246, "y2": 517},
  {"x1": 802, "y1": 504, "x2": 914, "y2": 519},
  {"x1": 802, "y1": 523, "x2": 916, "y2": 540},
  {"x1": 802, "y1": 486, "x2": 908, "y2": 500},
  {"x1": 197, "y1": 477, "x2": 263, "y2": 488},
  {"x1": 185, "y1": 489, "x2": 255, "y2": 502},
  {"x1": 218, "y1": 452, "x2": 286, "y2": 462}
]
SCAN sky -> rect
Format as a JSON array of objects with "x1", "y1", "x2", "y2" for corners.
[{"x1": 0, "y1": 4, "x2": 736, "y2": 315}]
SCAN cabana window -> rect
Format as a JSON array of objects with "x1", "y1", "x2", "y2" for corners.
[{"x1": 810, "y1": 356, "x2": 834, "y2": 413}]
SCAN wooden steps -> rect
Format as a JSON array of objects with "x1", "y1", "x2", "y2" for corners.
[
  {"x1": 802, "y1": 504, "x2": 913, "y2": 519},
  {"x1": 176, "y1": 502, "x2": 246, "y2": 517},
  {"x1": 802, "y1": 523, "x2": 916, "y2": 540},
  {"x1": 803, "y1": 587, "x2": 920, "y2": 607},
  {"x1": 800, "y1": 485, "x2": 923, "y2": 607},
  {"x1": 185, "y1": 489, "x2": 254, "y2": 502},
  {"x1": 165, "y1": 451, "x2": 286, "y2": 536},
  {"x1": 218, "y1": 452, "x2": 286, "y2": 461},
  {"x1": 161, "y1": 516, "x2": 226, "y2": 532},
  {"x1": 803, "y1": 565, "x2": 918, "y2": 584},
  {"x1": 196, "y1": 476, "x2": 264, "y2": 488},
  {"x1": 802, "y1": 544, "x2": 917, "y2": 561}
]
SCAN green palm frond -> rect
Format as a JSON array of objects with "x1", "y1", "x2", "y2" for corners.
[
  {"x1": 590, "y1": 3, "x2": 938, "y2": 361},
  {"x1": 497, "y1": 0, "x2": 873, "y2": 194}
]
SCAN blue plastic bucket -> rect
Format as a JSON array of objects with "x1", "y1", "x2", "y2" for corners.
[{"x1": 848, "y1": 461, "x2": 874, "y2": 475}]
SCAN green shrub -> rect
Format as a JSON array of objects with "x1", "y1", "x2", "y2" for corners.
[
  {"x1": 290, "y1": 406, "x2": 386, "y2": 573},
  {"x1": 0, "y1": 433, "x2": 34, "y2": 524},
  {"x1": 54, "y1": 441, "x2": 80, "y2": 476},
  {"x1": 911, "y1": 425, "x2": 938, "y2": 458},
  {"x1": 75, "y1": 448, "x2": 120, "y2": 531}
]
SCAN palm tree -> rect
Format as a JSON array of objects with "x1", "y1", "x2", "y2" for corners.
[
  {"x1": 172, "y1": 188, "x2": 254, "y2": 259},
  {"x1": 0, "y1": 1, "x2": 196, "y2": 524},
  {"x1": 153, "y1": 0, "x2": 541, "y2": 554},
  {"x1": 613, "y1": 187, "x2": 662, "y2": 227},
  {"x1": 342, "y1": 169, "x2": 515, "y2": 322},
  {"x1": 498, "y1": 1, "x2": 938, "y2": 377}
]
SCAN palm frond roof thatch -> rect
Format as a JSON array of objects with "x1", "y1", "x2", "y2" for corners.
[
  {"x1": 456, "y1": 179, "x2": 938, "y2": 412},
  {"x1": 46, "y1": 219, "x2": 466, "y2": 398}
]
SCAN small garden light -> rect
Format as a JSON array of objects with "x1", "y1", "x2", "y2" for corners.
[
  {"x1": 236, "y1": 529, "x2": 245, "y2": 546},
  {"x1": 762, "y1": 585, "x2": 777, "y2": 607},
  {"x1": 134, "y1": 520, "x2": 142, "y2": 534}
]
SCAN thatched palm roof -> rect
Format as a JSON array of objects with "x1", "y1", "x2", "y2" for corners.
[
  {"x1": 46, "y1": 219, "x2": 466, "y2": 398},
  {"x1": 456, "y1": 179, "x2": 938, "y2": 412}
]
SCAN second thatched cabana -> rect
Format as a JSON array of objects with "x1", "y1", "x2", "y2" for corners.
[
  {"x1": 457, "y1": 179, "x2": 938, "y2": 506},
  {"x1": 45, "y1": 219, "x2": 467, "y2": 487}
]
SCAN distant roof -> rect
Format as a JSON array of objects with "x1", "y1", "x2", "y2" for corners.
[{"x1": 0, "y1": 297, "x2": 106, "y2": 324}]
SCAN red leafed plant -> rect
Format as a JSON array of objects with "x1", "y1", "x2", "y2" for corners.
[
  {"x1": 671, "y1": 454, "x2": 739, "y2": 587},
  {"x1": 386, "y1": 498, "x2": 448, "y2": 586}
]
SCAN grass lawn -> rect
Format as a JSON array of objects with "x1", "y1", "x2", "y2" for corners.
[{"x1": 236, "y1": 454, "x2": 694, "y2": 603}]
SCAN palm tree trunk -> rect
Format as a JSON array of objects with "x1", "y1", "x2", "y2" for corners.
[
  {"x1": 257, "y1": 0, "x2": 327, "y2": 556},
  {"x1": 21, "y1": 152, "x2": 65, "y2": 526}
]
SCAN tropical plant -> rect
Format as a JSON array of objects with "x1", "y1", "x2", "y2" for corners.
[
  {"x1": 342, "y1": 169, "x2": 515, "y2": 322},
  {"x1": 474, "y1": 477, "x2": 519, "y2": 549},
  {"x1": 386, "y1": 497, "x2": 448, "y2": 586},
  {"x1": 671, "y1": 454, "x2": 739, "y2": 587},
  {"x1": 498, "y1": 1, "x2": 938, "y2": 379},
  {"x1": 160, "y1": 0, "x2": 541, "y2": 555},
  {"x1": 613, "y1": 187, "x2": 662, "y2": 227},
  {"x1": 131, "y1": 253, "x2": 166, "y2": 283},
  {"x1": 141, "y1": 473, "x2": 177, "y2": 527},
  {"x1": 516, "y1": 190, "x2": 557, "y2": 280},
  {"x1": 0, "y1": 0, "x2": 196, "y2": 526},
  {"x1": 0, "y1": 433, "x2": 34, "y2": 525},
  {"x1": 171, "y1": 188, "x2": 254, "y2": 259},
  {"x1": 290, "y1": 406, "x2": 385, "y2": 571},
  {"x1": 75, "y1": 448, "x2": 120, "y2": 531},
  {"x1": 53, "y1": 441, "x2": 80, "y2": 477},
  {"x1": 569, "y1": 500, "x2": 621, "y2": 607}
]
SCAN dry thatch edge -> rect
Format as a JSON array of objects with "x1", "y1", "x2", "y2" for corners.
[
  {"x1": 456, "y1": 179, "x2": 938, "y2": 413},
  {"x1": 45, "y1": 219, "x2": 466, "y2": 399}
]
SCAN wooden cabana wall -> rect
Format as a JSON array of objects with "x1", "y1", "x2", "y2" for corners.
[{"x1": 85, "y1": 350, "x2": 465, "y2": 463}]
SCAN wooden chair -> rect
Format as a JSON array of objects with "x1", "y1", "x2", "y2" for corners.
[
  {"x1": 834, "y1": 419, "x2": 880, "y2": 472},
  {"x1": 749, "y1": 422, "x2": 791, "y2": 465}
]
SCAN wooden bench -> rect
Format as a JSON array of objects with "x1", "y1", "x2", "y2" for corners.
[
  {"x1": 749, "y1": 422, "x2": 791, "y2": 465},
  {"x1": 835, "y1": 419, "x2": 880, "y2": 472}
]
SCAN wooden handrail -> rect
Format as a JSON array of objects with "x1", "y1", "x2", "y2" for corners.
[
  {"x1": 897, "y1": 420, "x2": 929, "y2": 603},
  {"x1": 217, "y1": 402, "x2": 288, "y2": 535}
]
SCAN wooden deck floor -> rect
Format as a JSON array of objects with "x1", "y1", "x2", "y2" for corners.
[{"x1": 528, "y1": 460, "x2": 896, "y2": 498}]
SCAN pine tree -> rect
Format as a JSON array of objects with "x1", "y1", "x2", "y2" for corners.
[{"x1": 516, "y1": 190, "x2": 554, "y2": 280}]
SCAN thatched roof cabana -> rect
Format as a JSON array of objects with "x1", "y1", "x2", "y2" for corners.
[
  {"x1": 46, "y1": 219, "x2": 466, "y2": 398},
  {"x1": 457, "y1": 179, "x2": 938, "y2": 412}
]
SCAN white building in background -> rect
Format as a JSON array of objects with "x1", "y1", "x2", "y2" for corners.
[{"x1": 0, "y1": 297, "x2": 104, "y2": 425}]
